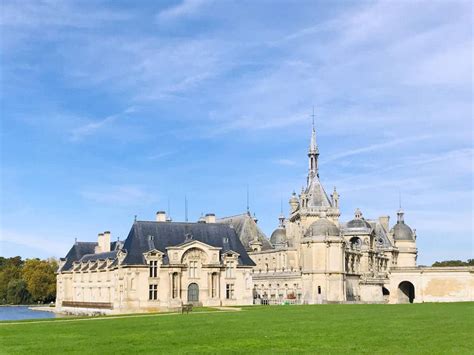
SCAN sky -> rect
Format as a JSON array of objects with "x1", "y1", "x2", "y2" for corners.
[{"x1": 0, "y1": 0, "x2": 472, "y2": 265}]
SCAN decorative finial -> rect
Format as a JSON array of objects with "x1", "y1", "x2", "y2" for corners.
[
  {"x1": 246, "y1": 184, "x2": 250, "y2": 214},
  {"x1": 167, "y1": 197, "x2": 171, "y2": 221},
  {"x1": 134, "y1": 215, "x2": 137, "y2": 222},
  {"x1": 185, "y1": 195, "x2": 188, "y2": 222}
]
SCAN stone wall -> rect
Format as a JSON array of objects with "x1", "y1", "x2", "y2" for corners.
[{"x1": 388, "y1": 266, "x2": 473, "y2": 303}]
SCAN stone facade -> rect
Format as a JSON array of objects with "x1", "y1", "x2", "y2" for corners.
[
  {"x1": 56, "y1": 122, "x2": 473, "y2": 314},
  {"x1": 234, "y1": 122, "x2": 473, "y2": 305},
  {"x1": 56, "y1": 219, "x2": 254, "y2": 315}
]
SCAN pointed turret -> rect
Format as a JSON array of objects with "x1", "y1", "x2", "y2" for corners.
[
  {"x1": 307, "y1": 108, "x2": 320, "y2": 182},
  {"x1": 303, "y1": 109, "x2": 332, "y2": 209}
]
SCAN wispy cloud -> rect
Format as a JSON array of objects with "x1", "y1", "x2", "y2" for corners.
[
  {"x1": 69, "y1": 106, "x2": 137, "y2": 141},
  {"x1": 156, "y1": 0, "x2": 212, "y2": 22},
  {"x1": 273, "y1": 159, "x2": 297, "y2": 166},
  {"x1": 322, "y1": 135, "x2": 434, "y2": 163},
  {"x1": 0, "y1": 229, "x2": 71, "y2": 257},
  {"x1": 80, "y1": 185, "x2": 156, "y2": 205},
  {"x1": 146, "y1": 151, "x2": 175, "y2": 160}
]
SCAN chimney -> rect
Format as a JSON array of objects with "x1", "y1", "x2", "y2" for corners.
[
  {"x1": 96, "y1": 233, "x2": 104, "y2": 253},
  {"x1": 99, "y1": 231, "x2": 111, "y2": 252},
  {"x1": 156, "y1": 211, "x2": 167, "y2": 222},
  {"x1": 205, "y1": 213, "x2": 216, "y2": 224},
  {"x1": 378, "y1": 216, "x2": 390, "y2": 232}
]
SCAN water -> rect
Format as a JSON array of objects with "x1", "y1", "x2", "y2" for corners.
[{"x1": 0, "y1": 306, "x2": 60, "y2": 321}]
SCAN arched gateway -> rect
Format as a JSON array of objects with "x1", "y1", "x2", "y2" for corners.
[
  {"x1": 187, "y1": 283, "x2": 199, "y2": 303},
  {"x1": 398, "y1": 281, "x2": 415, "y2": 303}
]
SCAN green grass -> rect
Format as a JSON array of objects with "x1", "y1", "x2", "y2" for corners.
[{"x1": 1, "y1": 303, "x2": 473, "y2": 354}]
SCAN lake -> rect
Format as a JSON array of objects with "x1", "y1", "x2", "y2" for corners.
[{"x1": 0, "y1": 306, "x2": 61, "y2": 321}]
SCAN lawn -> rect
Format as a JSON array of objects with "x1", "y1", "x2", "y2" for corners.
[{"x1": 1, "y1": 303, "x2": 473, "y2": 354}]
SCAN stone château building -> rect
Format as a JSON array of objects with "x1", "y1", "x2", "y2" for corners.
[
  {"x1": 56, "y1": 214, "x2": 255, "y2": 314},
  {"x1": 56, "y1": 122, "x2": 473, "y2": 314}
]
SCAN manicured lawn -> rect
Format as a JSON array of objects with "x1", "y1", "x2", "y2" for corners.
[{"x1": 1, "y1": 303, "x2": 473, "y2": 354}]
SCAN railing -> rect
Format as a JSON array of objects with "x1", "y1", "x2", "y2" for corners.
[
  {"x1": 62, "y1": 301, "x2": 113, "y2": 309},
  {"x1": 255, "y1": 298, "x2": 303, "y2": 305}
]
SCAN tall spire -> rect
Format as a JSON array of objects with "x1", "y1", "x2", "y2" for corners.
[
  {"x1": 310, "y1": 106, "x2": 318, "y2": 153},
  {"x1": 397, "y1": 192, "x2": 404, "y2": 223},
  {"x1": 308, "y1": 107, "x2": 319, "y2": 182},
  {"x1": 246, "y1": 184, "x2": 250, "y2": 215}
]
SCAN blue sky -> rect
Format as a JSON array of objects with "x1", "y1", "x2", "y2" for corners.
[{"x1": 0, "y1": 0, "x2": 472, "y2": 265}]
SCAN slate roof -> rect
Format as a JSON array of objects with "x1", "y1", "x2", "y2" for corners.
[
  {"x1": 217, "y1": 213, "x2": 273, "y2": 251},
  {"x1": 390, "y1": 222, "x2": 414, "y2": 241},
  {"x1": 79, "y1": 251, "x2": 118, "y2": 263},
  {"x1": 305, "y1": 218, "x2": 340, "y2": 237},
  {"x1": 305, "y1": 176, "x2": 332, "y2": 208},
  {"x1": 270, "y1": 227, "x2": 286, "y2": 246},
  {"x1": 121, "y1": 221, "x2": 255, "y2": 267},
  {"x1": 60, "y1": 242, "x2": 97, "y2": 272},
  {"x1": 59, "y1": 237, "x2": 126, "y2": 272}
]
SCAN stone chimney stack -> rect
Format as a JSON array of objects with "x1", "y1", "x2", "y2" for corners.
[
  {"x1": 379, "y1": 216, "x2": 390, "y2": 232},
  {"x1": 102, "y1": 231, "x2": 111, "y2": 252},
  {"x1": 156, "y1": 211, "x2": 167, "y2": 222},
  {"x1": 97, "y1": 232, "x2": 111, "y2": 253},
  {"x1": 204, "y1": 213, "x2": 216, "y2": 223},
  {"x1": 96, "y1": 233, "x2": 104, "y2": 253}
]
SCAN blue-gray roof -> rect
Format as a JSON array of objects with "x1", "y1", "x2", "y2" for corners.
[
  {"x1": 79, "y1": 250, "x2": 118, "y2": 263},
  {"x1": 121, "y1": 221, "x2": 255, "y2": 267},
  {"x1": 60, "y1": 242, "x2": 97, "y2": 272}
]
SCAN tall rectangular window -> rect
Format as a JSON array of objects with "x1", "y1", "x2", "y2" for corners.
[
  {"x1": 226, "y1": 284, "x2": 234, "y2": 299},
  {"x1": 172, "y1": 273, "x2": 178, "y2": 298},
  {"x1": 149, "y1": 260, "x2": 158, "y2": 278},
  {"x1": 225, "y1": 261, "x2": 234, "y2": 278},
  {"x1": 149, "y1": 284, "x2": 158, "y2": 300},
  {"x1": 211, "y1": 273, "x2": 217, "y2": 298},
  {"x1": 189, "y1": 261, "x2": 197, "y2": 278}
]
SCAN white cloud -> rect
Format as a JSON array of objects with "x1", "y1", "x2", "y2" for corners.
[
  {"x1": 69, "y1": 106, "x2": 136, "y2": 141},
  {"x1": 80, "y1": 185, "x2": 156, "y2": 205},
  {"x1": 0, "y1": 229, "x2": 71, "y2": 257},
  {"x1": 273, "y1": 159, "x2": 297, "y2": 166},
  {"x1": 157, "y1": 0, "x2": 212, "y2": 22},
  {"x1": 322, "y1": 135, "x2": 434, "y2": 163}
]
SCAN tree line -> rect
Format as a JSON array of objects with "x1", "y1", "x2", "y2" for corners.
[
  {"x1": 432, "y1": 259, "x2": 474, "y2": 267},
  {"x1": 0, "y1": 256, "x2": 57, "y2": 305}
]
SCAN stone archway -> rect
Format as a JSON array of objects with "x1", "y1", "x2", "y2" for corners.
[
  {"x1": 382, "y1": 286, "x2": 390, "y2": 303},
  {"x1": 187, "y1": 283, "x2": 199, "y2": 303},
  {"x1": 398, "y1": 281, "x2": 415, "y2": 303}
]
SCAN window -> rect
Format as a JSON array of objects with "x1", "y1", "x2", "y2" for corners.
[
  {"x1": 226, "y1": 284, "x2": 234, "y2": 299},
  {"x1": 172, "y1": 273, "x2": 178, "y2": 298},
  {"x1": 149, "y1": 284, "x2": 158, "y2": 300},
  {"x1": 189, "y1": 261, "x2": 198, "y2": 278},
  {"x1": 226, "y1": 261, "x2": 234, "y2": 278},
  {"x1": 149, "y1": 260, "x2": 158, "y2": 278},
  {"x1": 318, "y1": 286, "x2": 322, "y2": 295},
  {"x1": 211, "y1": 273, "x2": 217, "y2": 298}
]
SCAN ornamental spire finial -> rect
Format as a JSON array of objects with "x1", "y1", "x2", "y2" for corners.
[
  {"x1": 310, "y1": 106, "x2": 318, "y2": 153},
  {"x1": 307, "y1": 106, "x2": 319, "y2": 182}
]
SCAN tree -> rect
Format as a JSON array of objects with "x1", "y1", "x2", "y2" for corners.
[
  {"x1": 6, "y1": 279, "x2": 31, "y2": 304},
  {"x1": 22, "y1": 258, "x2": 57, "y2": 303},
  {"x1": 432, "y1": 259, "x2": 472, "y2": 267},
  {"x1": 0, "y1": 263, "x2": 22, "y2": 304}
]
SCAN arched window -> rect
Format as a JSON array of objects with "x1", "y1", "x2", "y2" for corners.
[
  {"x1": 187, "y1": 283, "x2": 199, "y2": 302},
  {"x1": 350, "y1": 237, "x2": 362, "y2": 250}
]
